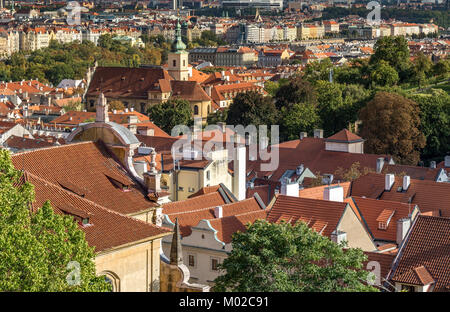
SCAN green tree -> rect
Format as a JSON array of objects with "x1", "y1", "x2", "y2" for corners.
[
  {"x1": 0, "y1": 150, "x2": 111, "y2": 292},
  {"x1": 359, "y1": 92, "x2": 426, "y2": 165},
  {"x1": 147, "y1": 98, "x2": 193, "y2": 134},
  {"x1": 370, "y1": 36, "x2": 411, "y2": 82},
  {"x1": 108, "y1": 100, "x2": 125, "y2": 112},
  {"x1": 226, "y1": 92, "x2": 278, "y2": 127},
  {"x1": 264, "y1": 80, "x2": 280, "y2": 97},
  {"x1": 275, "y1": 75, "x2": 317, "y2": 110},
  {"x1": 207, "y1": 108, "x2": 228, "y2": 125},
  {"x1": 303, "y1": 58, "x2": 333, "y2": 83},
  {"x1": 410, "y1": 89, "x2": 450, "y2": 161},
  {"x1": 279, "y1": 103, "x2": 320, "y2": 141},
  {"x1": 412, "y1": 52, "x2": 433, "y2": 87},
  {"x1": 315, "y1": 80, "x2": 346, "y2": 136},
  {"x1": 432, "y1": 58, "x2": 449, "y2": 77},
  {"x1": 213, "y1": 219, "x2": 378, "y2": 292},
  {"x1": 370, "y1": 60, "x2": 399, "y2": 87}
]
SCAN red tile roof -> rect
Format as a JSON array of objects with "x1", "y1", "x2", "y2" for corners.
[
  {"x1": 325, "y1": 129, "x2": 363, "y2": 143},
  {"x1": 350, "y1": 196, "x2": 418, "y2": 242},
  {"x1": 389, "y1": 215, "x2": 450, "y2": 291},
  {"x1": 86, "y1": 67, "x2": 173, "y2": 99},
  {"x1": 207, "y1": 209, "x2": 268, "y2": 243},
  {"x1": 11, "y1": 141, "x2": 157, "y2": 215},
  {"x1": 266, "y1": 195, "x2": 348, "y2": 237},
  {"x1": 298, "y1": 182, "x2": 351, "y2": 200},
  {"x1": 4, "y1": 135, "x2": 54, "y2": 150},
  {"x1": 165, "y1": 197, "x2": 264, "y2": 237},
  {"x1": 162, "y1": 191, "x2": 230, "y2": 215},
  {"x1": 25, "y1": 172, "x2": 171, "y2": 253},
  {"x1": 351, "y1": 173, "x2": 450, "y2": 218}
]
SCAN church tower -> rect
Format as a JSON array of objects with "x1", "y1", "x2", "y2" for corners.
[{"x1": 168, "y1": 20, "x2": 189, "y2": 81}]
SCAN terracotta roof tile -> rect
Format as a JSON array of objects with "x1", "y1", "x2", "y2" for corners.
[
  {"x1": 389, "y1": 215, "x2": 450, "y2": 291},
  {"x1": 351, "y1": 173, "x2": 450, "y2": 217},
  {"x1": 25, "y1": 172, "x2": 171, "y2": 252},
  {"x1": 11, "y1": 141, "x2": 157, "y2": 215},
  {"x1": 267, "y1": 195, "x2": 348, "y2": 237},
  {"x1": 165, "y1": 197, "x2": 264, "y2": 237}
]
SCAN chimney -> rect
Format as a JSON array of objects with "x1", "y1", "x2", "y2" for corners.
[
  {"x1": 296, "y1": 164, "x2": 304, "y2": 175},
  {"x1": 331, "y1": 230, "x2": 347, "y2": 244},
  {"x1": 113, "y1": 109, "x2": 117, "y2": 114},
  {"x1": 430, "y1": 161, "x2": 436, "y2": 169},
  {"x1": 95, "y1": 93, "x2": 109, "y2": 123},
  {"x1": 214, "y1": 206, "x2": 223, "y2": 218},
  {"x1": 396, "y1": 218, "x2": 411, "y2": 245},
  {"x1": 233, "y1": 145, "x2": 246, "y2": 201},
  {"x1": 403, "y1": 175, "x2": 410, "y2": 191},
  {"x1": 299, "y1": 132, "x2": 307, "y2": 140},
  {"x1": 280, "y1": 177, "x2": 299, "y2": 197},
  {"x1": 313, "y1": 129, "x2": 323, "y2": 138},
  {"x1": 134, "y1": 161, "x2": 148, "y2": 177},
  {"x1": 143, "y1": 149, "x2": 161, "y2": 193},
  {"x1": 445, "y1": 156, "x2": 450, "y2": 168},
  {"x1": 376, "y1": 157, "x2": 384, "y2": 173},
  {"x1": 217, "y1": 122, "x2": 226, "y2": 133},
  {"x1": 205, "y1": 85, "x2": 212, "y2": 96},
  {"x1": 128, "y1": 124, "x2": 137, "y2": 134},
  {"x1": 323, "y1": 185, "x2": 344, "y2": 202},
  {"x1": 385, "y1": 174, "x2": 395, "y2": 191}
]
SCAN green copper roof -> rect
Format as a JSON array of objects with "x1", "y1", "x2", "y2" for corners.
[{"x1": 171, "y1": 20, "x2": 186, "y2": 52}]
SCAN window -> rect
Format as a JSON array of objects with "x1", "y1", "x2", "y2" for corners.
[
  {"x1": 194, "y1": 105, "x2": 199, "y2": 115},
  {"x1": 183, "y1": 59, "x2": 186, "y2": 66},
  {"x1": 173, "y1": 59, "x2": 176, "y2": 67},
  {"x1": 123, "y1": 102, "x2": 129, "y2": 108},
  {"x1": 206, "y1": 171, "x2": 210, "y2": 181},
  {"x1": 188, "y1": 187, "x2": 195, "y2": 193},
  {"x1": 401, "y1": 284, "x2": 416, "y2": 292},
  {"x1": 89, "y1": 100, "x2": 95, "y2": 107},
  {"x1": 178, "y1": 186, "x2": 184, "y2": 191},
  {"x1": 140, "y1": 103, "x2": 146, "y2": 113},
  {"x1": 188, "y1": 255, "x2": 195, "y2": 267},
  {"x1": 211, "y1": 258, "x2": 219, "y2": 271}
]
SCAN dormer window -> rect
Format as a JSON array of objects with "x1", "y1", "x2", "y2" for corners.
[
  {"x1": 58, "y1": 204, "x2": 92, "y2": 227},
  {"x1": 105, "y1": 173, "x2": 132, "y2": 192}
]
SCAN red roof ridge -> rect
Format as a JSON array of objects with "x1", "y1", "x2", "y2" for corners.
[{"x1": 12, "y1": 141, "x2": 94, "y2": 157}]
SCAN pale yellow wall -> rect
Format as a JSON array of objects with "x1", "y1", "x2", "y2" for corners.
[
  {"x1": 337, "y1": 206, "x2": 377, "y2": 251},
  {"x1": 95, "y1": 238, "x2": 164, "y2": 292},
  {"x1": 175, "y1": 169, "x2": 201, "y2": 201}
]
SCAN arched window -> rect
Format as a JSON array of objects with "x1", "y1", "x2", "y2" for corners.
[
  {"x1": 173, "y1": 60, "x2": 176, "y2": 67},
  {"x1": 100, "y1": 271, "x2": 120, "y2": 292},
  {"x1": 194, "y1": 105, "x2": 199, "y2": 115}
]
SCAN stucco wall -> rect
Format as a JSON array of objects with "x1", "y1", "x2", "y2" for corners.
[
  {"x1": 337, "y1": 206, "x2": 377, "y2": 251},
  {"x1": 95, "y1": 238, "x2": 163, "y2": 292}
]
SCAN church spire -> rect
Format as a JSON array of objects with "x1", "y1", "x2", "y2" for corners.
[
  {"x1": 171, "y1": 19, "x2": 186, "y2": 53},
  {"x1": 170, "y1": 218, "x2": 183, "y2": 265}
]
